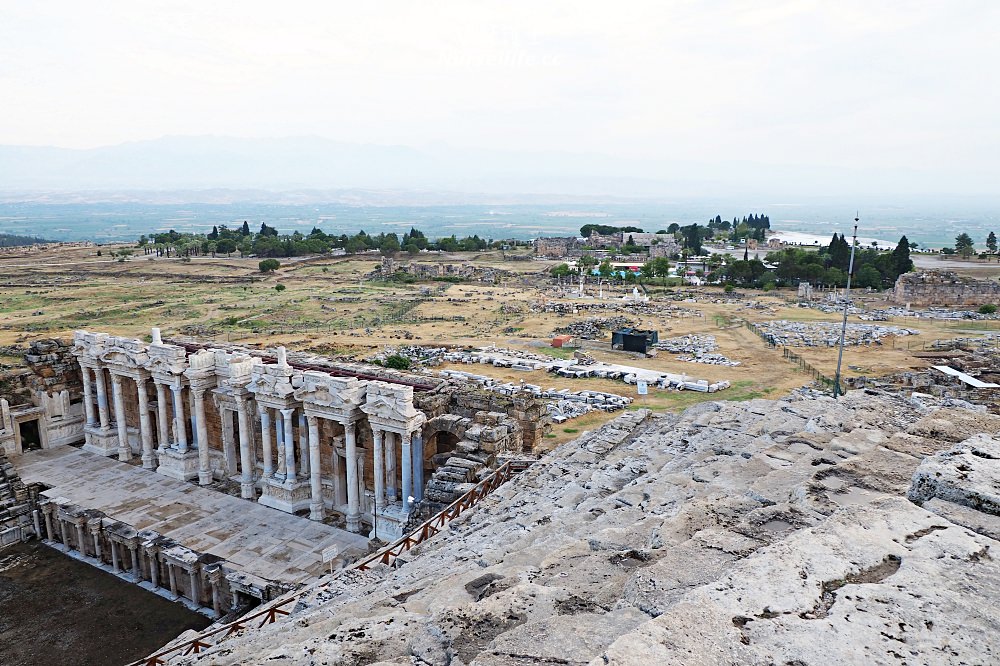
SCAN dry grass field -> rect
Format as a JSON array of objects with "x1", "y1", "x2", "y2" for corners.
[{"x1": 2, "y1": 243, "x2": 997, "y2": 435}]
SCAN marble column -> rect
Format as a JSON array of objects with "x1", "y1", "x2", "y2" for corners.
[
  {"x1": 236, "y1": 399, "x2": 254, "y2": 499},
  {"x1": 275, "y1": 410, "x2": 286, "y2": 477},
  {"x1": 167, "y1": 562, "x2": 178, "y2": 597},
  {"x1": 75, "y1": 521, "x2": 88, "y2": 556},
  {"x1": 400, "y1": 430, "x2": 412, "y2": 512},
  {"x1": 80, "y1": 364, "x2": 96, "y2": 427},
  {"x1": 94, "y1": 366, "x2": 111, "y2": 429},
  {"x1": 148, "y1": 551, "x2": 159, "y2": 588},
  {"x1": 345, "y1": 421, "x2": 361, "y2": 533},
  {"x1": 171, "y1": 385, "x2": 188, "y2": 452},
  {"x1": 137, "y1": 377, "x2": 155, "y2": 469},
  {"x1": 307, "y1": 415, "x2": 324, "y2": 521},
  {"x1": 193, "y1": 388, "x2": 212, "y2": 485},
  {"x1": 155, "y1": 382, "x2": 170, "y2": 450},
  {"x1": 189, "y1": 568, "x2": 200, "y2": 604},
  {"x1": 281, "y1": 408, "x2": 296, "y2": 481},
  {"x1": 208, "y1": 569, "x2": 223, "y2": 618},
  {"x1": 412, "y1": 432, "x2": 424, "y2": 502},
  {"x1": 110, "y1": 541, "x2": 120, "y2": 571},
  {"x1": 385, "y1": 431, "x2": 397, "y2": 502},
  {"x1": 373, "y1": 428, "x2": 385, "y2": 510},
  {"x1": 259, "y1": 407, "x2": 273, "y2": 478},
  {"x1": 42, "y1": 507, "x2": 55, "y2": 541},
  {"x1": 59, "y1": 519, "x2": 69, "y2": 549},
  {"x1": 129, "y1": 545, "x2": 140, "y2": 580},
  {"x1": 189, "y1": 390, "x2": 199, "y2": 449},
  {"x1": 110, "y1": 374, "x2": 131, "y2": 462},
  {"x1": 90, "y1": 524, "x2": 102, "y2": 560},
  {"x1": 298, "y1": 413, "x2": 310, "y2": 477}
]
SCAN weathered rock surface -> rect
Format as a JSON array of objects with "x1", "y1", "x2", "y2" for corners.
[{"x1": 178, "y1": 390, "x2": 1000, "y2": 665}]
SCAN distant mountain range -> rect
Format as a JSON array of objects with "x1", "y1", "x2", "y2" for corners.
[{"x1": 0, "y1": 135, "x2": 992, "y2": 200}]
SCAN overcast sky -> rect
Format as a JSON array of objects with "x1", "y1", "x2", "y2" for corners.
[{"x1": 2, "y1": 1, "x2": 997, "y2": 184}]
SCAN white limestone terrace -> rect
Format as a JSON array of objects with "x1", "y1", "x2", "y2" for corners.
[
  {"x1": 170, "y1": 389, "x2": 999, "y2": 665},
  {"x1": 14, "y1": 446, "x2": 368, "y2": 585}
]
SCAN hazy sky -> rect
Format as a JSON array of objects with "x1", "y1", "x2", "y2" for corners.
[{"x1": 2, "y1": 1, "x2": 998, "y2": 179}]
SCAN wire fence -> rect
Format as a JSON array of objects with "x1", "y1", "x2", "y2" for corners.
[{"x1": 744, "y1": 320, "x2": 840, "y2": 392}]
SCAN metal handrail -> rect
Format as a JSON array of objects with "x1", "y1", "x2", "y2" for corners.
[{"x1": 126, "y1": 458, "x2": 533, "y2": 666}]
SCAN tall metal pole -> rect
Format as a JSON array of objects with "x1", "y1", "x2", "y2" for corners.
[{"x1": 833, "y1": 217, "x2": 859, "y2": 397}]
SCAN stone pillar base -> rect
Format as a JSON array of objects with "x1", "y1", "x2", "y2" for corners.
[
  {"x1": 257, "y1": 477, "x2": 312, "y2": 514},
  {"x1": 155, "y1": 447, "x2": 201, "y2": 481},
  {"x1": 346, "y1": 512, "x2": 361, "y2": 533},
  {"x1": 82, "y1": 425, "x2": 120, "y2": 457},
  {"x1": 370, "y1": 504, "x2": 409, "y2": 541}
]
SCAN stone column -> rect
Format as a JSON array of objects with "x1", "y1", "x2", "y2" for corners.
[
  {"x1": 59, "y1": 518, "x2": 70, "y2": 549},
  {"x1": 275, "y1": 410, "x2": 285, "y2": 477},
  {"x1": 74, "y1": 520, "x2": 88, "y2": 556},
  {"x1": 94, "y1": 366, "x2": 111, "y2": 429},
  {"x1": 189, "y1": 390, "x2": 199, "y2": 449},
  {"x1": 236, "y1": 399, "x2": 254, "y2": 499},
  {"x1": 298, "y1": 412, "x2": 310, "y2": 477},
  {"x1": 400, "y1": 430, "x2": 412, "y2": 512},
  {"x1": 189, "y1": 568, "x2": 200, "y2": 605},
  {"x1": 111, "y1": 374, "x2": 131, "y2": 462},
  {"x1": 136, "y1": 377, "x2": 155, "y2": 469},
  {"x1": 345, "y1": 421, "x2": 361, "y2": 533},
  {"x1": 412, "y1": 432, "x2": 424, "y2": 502},
  {"x1": 167, "y1": 562, "x2": 178, "y2": 597},
  {"x1": 171, "y1": 385, "x2": 188, "y2": 452},
  {"x1": 148, "y1": 551, "x2": 160, "y2": 588},
  {"x1": 89, "y1": 523, "x2": 102, "y2": 561},
  {"x1": 281, "y1": 408, "x2": 296, "y2": 481},
  {"x1": 259, "y1": 407, "x2": 273, "y2": 478},
  {"x1": 110, "y1": 541, "x2": 120, "y2": 571},
  {"x1": 307, "y1": 415, "x2": 324, "y2": 521},
  {"x1": 155, "y1": 382, "x2": 170, "y2": 450},
  {"x1": 129, "y1": 544, "x2": 140, "y2": 580},
  {"x1": 332, "y1": 447, "x2": 344, "y2": 506},
  {"x1": 42, "y1": 505, "x2": 55, "y2": 541},
  {"x1": 373, "y1": 428, "x2": 385, "y2": 510},
  {"x1": 385, "y1": 431, "x2": 397, "y2": 502},
  {"x1": 193, "y1": 388, "x2": 212, "y2": 485},
  {"x1": 208, "y1": 568, "x2": 223, "y2": 618},
  {"x1": 80, "y1": 364, "x2": 96, "y2": 427}
]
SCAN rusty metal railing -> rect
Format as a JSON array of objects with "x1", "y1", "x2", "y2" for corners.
[{"x1": 126, "y1": 458, "x2": 533, "y2": 666}]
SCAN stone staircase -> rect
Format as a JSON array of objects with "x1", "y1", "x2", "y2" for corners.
[{"x1": 0, "y1": 453, "x2": 33, "y2": 548}]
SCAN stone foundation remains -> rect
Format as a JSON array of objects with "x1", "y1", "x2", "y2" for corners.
[{"x1": 893, "y1": 270, "x2": 1000, "y2": 307}]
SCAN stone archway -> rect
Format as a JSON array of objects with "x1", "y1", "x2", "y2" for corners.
[{"x1": 422, "y1": 414, "x2": 471, "y2": 469}]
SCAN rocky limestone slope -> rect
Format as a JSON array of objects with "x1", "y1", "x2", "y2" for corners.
[{"x1": 179, "y1": 390, "x2": 1000, "y2": 666}]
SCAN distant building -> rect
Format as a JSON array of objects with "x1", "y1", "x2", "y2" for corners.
[{"x1": 533, "y1": 237, "x2": 581, "y2": 257}]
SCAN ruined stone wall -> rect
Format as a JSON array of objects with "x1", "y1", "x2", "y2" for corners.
[
  {"x1": 23, "y1": 339, "x2": 83, "y2": 398},
  {"x1": 446, "y1": 388, "x2": 550, "y2": 453},
  {"x1": 533, "y1": 237, "x2": 580, "y2": 257},
  {"x1": 893, "y1": 270, "x2": 1000, "y2": 307}
]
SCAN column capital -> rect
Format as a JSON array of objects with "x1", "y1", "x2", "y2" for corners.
[
  {"x1": 306, "y1": 413, "x2": 318, "y2": 428},
  {"x1": 110, "y1": 373, "x2": 123, "y2": 386}
]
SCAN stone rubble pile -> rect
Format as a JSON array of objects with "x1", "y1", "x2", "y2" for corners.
[
  {"x1": 443, "y1": 346, "x2": 732, "y2": 393},
  {"x1": 177, "y1": 390, "x2": 1000, "y2": 665},
  {"x1": 757, "y1": 320, "x2": 919, "y2": 346},
  {"x1": 554, "y1": 316, "x2": 637, "y2": 340},
  {"x1": 368, "y1": 345, "x2": 450, "y2": 367},
  {"x1": 653, "y1": 335, "x2": 742, "y2": 366},
  {"x1": 438, "y1": 368, "x2": 631, "y2": 422},
  {"x1": 800, "y1": 301, "x2": 999, "y2": 321}
]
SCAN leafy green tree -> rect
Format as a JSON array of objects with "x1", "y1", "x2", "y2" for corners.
[
  {"x1": 258, "y1": 258, "x2": 281, "y2": 273},
  {"x1": 854, "y1": 265, "x2": 883, "y2": 289},
  {"x1": 216, "y1": 238, "x2": 237, "y2": 255},
  {"x1": 274, "y1": 284, "x2": 286, "y2": 291},
  {"x1": 241, "y1": 221, "x2": 251, "y2": 236},
  {"x1": 550, "y1": 263, "x2": 572, "y2": 278},
  {"x1": 987, "y1": 231, "x2": 998, "y2": 257},
  {"x1": 955, "y1": 233, "x2": 975, "y2": 259},
  {"x1": 384, "y1": 354, "x2": 411, "y2": 370},
  {"x1": 650, "y1": 256, "x2": 671, "y2": 285},
  {"x1": 598, "y1": 260, "x2": 614, "y2": 279},
  {"x1": 379, "y1": 233, "x2": 400, "y2": 256},
  {"x1": 978, "y1": 304, "x2": 997, "y2": 314}
]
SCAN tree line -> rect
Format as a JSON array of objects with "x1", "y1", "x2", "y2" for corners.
[
  {"x1": 713, "y1": 234, "x2": 914, "y2": 289},
  {"x1": 945, "y1": 231, "x2": 998, "y2": 260},
  {"x1": 137, "y1": 223, "x2": 518, "y2": 258}
]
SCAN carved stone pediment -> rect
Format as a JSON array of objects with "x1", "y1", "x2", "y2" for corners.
[
  {"x1": 293, "y1": 372, "x2": 366, "y2": 414},
  {"x1": 248, "y1": 364, "x2": 297, "y2": 399},
  {"x1": 361, "y1": 381, "x2": 424, "y2": 430}
]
